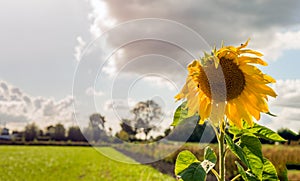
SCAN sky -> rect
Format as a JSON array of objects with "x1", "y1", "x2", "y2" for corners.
[{"x1": 1, "y1": 0, "x2": 300, "y2": 133}]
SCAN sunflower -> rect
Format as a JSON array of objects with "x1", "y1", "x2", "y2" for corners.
[{"x1": 175, "y1": 39, "x2": 277, "y2": 128}]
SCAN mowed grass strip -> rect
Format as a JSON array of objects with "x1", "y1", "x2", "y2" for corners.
[{"x1": 0, "y1": 146, "x2": 175, "y2": 181}]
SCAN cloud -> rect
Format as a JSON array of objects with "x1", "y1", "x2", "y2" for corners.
[
  {"x1": 0, "y1": 80, "x2": 75, "y2": 130},
  {"x1": 143, "y1": 76, "x2": 177, "y2": 91},
  {"x1": 87, "y1": 0, "x2": 117, "y2": 37},
  {"x1": 104, "y1": 98, "x2": 137, "y2": 111},
  {"x1": 265, "y1": 79, "x2": 300, "y2": 132},
  {"x1": 74, "y1": 36, "x2": 87, "y2": 62},
  {"x1": 253, "y1": 30, "x2": 300, "y2": 61},
  {"x1": 73, "y1": 0, "x2": 300, "y2": 132},
  {"x1": 73, "y1": 0, "x2": 300, "y2": 92},
  {"x1": 85, "y1": 87, "x2": 104, "y2": 97},
  {"x1": 271, "y1": 79, "x2": 300, "y2": 108}
]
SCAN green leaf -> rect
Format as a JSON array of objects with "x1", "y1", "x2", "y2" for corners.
[
  {"x1": 266, "y1": 112, "x2": 277, "y2": 117},
  {"x1": 241, "y1": 134, "x2": 263, "y2": 158},
  {"x1": 172, "y1": 101, "x2": 189, "y2": 126},
  {"x1": 178, "y1": 162, "x2": 207, "y2": 181},
  {"x1": 228, "y1": 122, "x2": 286, "y2": 142},
  {"x1": 250, "y1": 123, "x2": 286, "y2": 142},
  {"x1": 262, "y1": 158, "x2": 279, "y2": 181},
  {"x1": 204, "y1": 146, "x2": 217, "y2": 164},
  {"x1": 175, "y1": 150, "x2": 198, "y2": 175},
  {"x1": 240, "y1": 134, "x2": 264, "y2": 180},
  {"x1": 225, "y1": 134, "x2": 249, "y2": 167},
  {"x1": 175, "y1": 150, "x2": 207, "y2": 181},
  {"x1": 201, "y1": 147, "x2": 217, "y2": 173},
  {"x1": 281, "y1": 166, "x2": 288, "y2": 181},
  {"x1": 236, "y1": 161, "x2": 260, "y2": 181},
  {"x1": 228, "y1": 126, "x2": 242, "y2": 135},
  {"x1": 236, "y1": 161, "x2": 249, "y2": 181}
]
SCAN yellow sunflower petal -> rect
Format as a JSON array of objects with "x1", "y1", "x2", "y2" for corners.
[
  {"x1": 226, "y1": 102, "x2": 243, "y2": 129},
  {"x1": 237, "y1": 39, "x2": 250, "y2": 50},
  {"x1": 239, "y1": 49, "x2": 263, "y2": 56},
  {"x1": 234, "y1": 98, "x2": 254, "y2": 126},
  {"x1": 239, "y1": 56, "x2": 268, "y2": 66}
]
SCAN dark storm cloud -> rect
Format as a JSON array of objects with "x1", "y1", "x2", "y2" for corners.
[
  {"x1": 101, "y1": 0, "x2": 300, "y2": 44},
  {"x1": 81, "y1": 0, "x2": 300, "y2": 79}
]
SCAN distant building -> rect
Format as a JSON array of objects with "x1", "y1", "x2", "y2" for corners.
[{"x1": 0, "y1": 127, "x2": 14, "y2": 140}]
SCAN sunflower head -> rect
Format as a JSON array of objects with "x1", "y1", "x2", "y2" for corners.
[{"x1": 175, "y1": 39, "x2": 277, "y2": 128}]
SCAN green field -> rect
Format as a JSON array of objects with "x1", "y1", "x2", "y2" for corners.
[{"x1": 0, "y1": 146, "x2": 175, "y2": 181}]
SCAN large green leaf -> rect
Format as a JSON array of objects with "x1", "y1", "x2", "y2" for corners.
[
  {"x1": 179, "y1": 162, "x2": 207, "y2": 181},
  {"x1": 262, "y1": 158, "x2": 279, "y2": 181},
  {"x1": 240, "y1": 134, "x2": 264, "y2": 180},
  {"x1": 250, "y1": 123, "x2": 286, "y2": 142},
  {"x1": 172, "y1": 101, "x2": 188, "y2": 126},
  {"x1": 225, "y1": 134, "x2": 249, "y2": 167},
  {"x1": 235, "y1": 157, "x2": 280, "y2": 181},
  {"x1": 175, "y1": 150, "x2": 207, "y2": 181},
  {"x1": 175, "y1": 150, "x2": 198, "y2": 175},
  {"x1": 201, "y1": 146, "x2": 217, "y2": 173},
  {"x1": 228, "y1": 122, "x2": 285, "y2": 142}
]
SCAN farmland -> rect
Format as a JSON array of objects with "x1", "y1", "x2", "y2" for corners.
[
  {"x1": 0, "y1": 146, "x2": 174, "y2": 181},
  {"x1": 115, "y1": 143, "x2": 300, "y2": 180},
  {"x1": 0, "y1": 144, "x2": 299, "y2": 180}
]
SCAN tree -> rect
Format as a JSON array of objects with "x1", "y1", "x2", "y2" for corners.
[
  {"x1": 116, "y1": 130, "x2": 129, "y2": 141},
  {"x1": 117, "y1": 119, "x2": 138, "y2": 141},
  {"x1": 131, "y1": 100, "x2": 163, "y2": 140},
  {"x1": 86, "y1": 113, "x2": 107, "y2": 142},
  {"x1": 45, "y1": 125, "x2": 55, "y2": 139},
  {"x1": 53, "y1": 123, "x2": 66, "y2": 141},
  {"x1": 278, "y1": 128, "x2": 298, "y2": 144},
  {"x1": 89, "y1": 113, "x2": 105, "y2": 129},
  {"x1": 67, "y1": 126, "x2": 86, "y2": 142},
  {"x1": 24, "y1": 123, "x2": 39, "y2": 141}
]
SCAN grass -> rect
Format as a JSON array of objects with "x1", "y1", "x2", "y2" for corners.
[{"x1": 0, "y1": 146, "x2": 175, "y2": 181}]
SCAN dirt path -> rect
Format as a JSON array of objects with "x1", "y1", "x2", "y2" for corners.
[{"x1": 115, "y1": 148, "x2": 176, "y2": 177}]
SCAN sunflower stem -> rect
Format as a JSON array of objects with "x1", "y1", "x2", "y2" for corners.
[
  {"x1": 211, "y1": 168, "x2": 221, "y2": 181},
  {"x1": 230, "y1": 174, "x2": 241, "y2": 181},
  {"x1": 218, "y1": 119, "x2": 226, "y2": 181}
]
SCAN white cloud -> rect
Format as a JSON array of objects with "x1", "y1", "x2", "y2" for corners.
[
  {"x1": 85, "y1": 86, "x2": 104, "y2": 97},
  {"x1": 88, "y1": 0, "x2": 116, "y2": 37},
  {"x1": 0, "y1": 80, "x2": 75, "y2": 130},
  {"x1": 143, "y1": 76, "x2": 177, "y2": 91},
  {"x1": 104, "y1": 98, "x2": 136, "y2": 111},
  {"x1": 271, "y1": 79, "x2": 300, "y2": 108},
  {"x1": 266, "y1": 79, "x2": 300, "y2": 132},
  {"x1": 74, "y1": 36, "x2": 87, "y2": 62},
  {"x1": 253, "y1": 30, "x2": 300, "y2": 61}
]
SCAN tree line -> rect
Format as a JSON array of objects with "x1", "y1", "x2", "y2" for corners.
[
  {"x1": 1, "y1": 99, "x2": 299, "y2": 144},
  {"x1": 14, "y1": 123, "x2": 86, "y2": 142}
]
